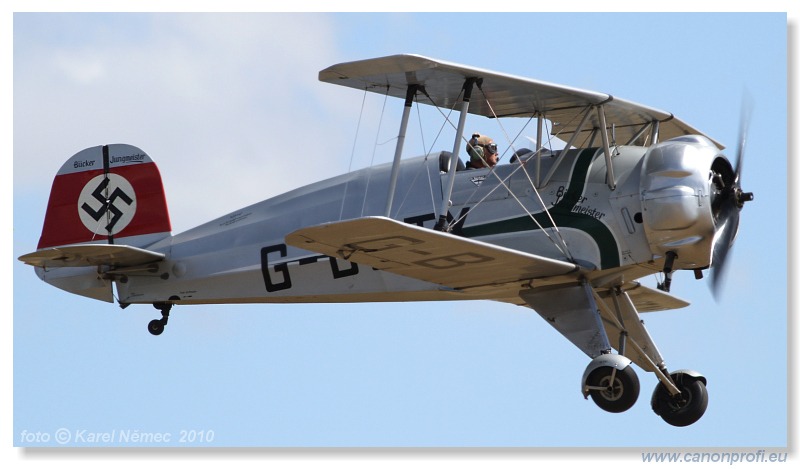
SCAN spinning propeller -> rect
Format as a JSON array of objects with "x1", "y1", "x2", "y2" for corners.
[{"x1": 709, "y1": 97, "x2": 755, "y2": 298}]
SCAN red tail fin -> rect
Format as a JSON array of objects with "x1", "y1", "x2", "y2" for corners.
[{"x1": 38, "y1": 144, "x2": 171, "y2": 249}]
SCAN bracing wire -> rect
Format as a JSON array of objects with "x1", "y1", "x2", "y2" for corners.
[
  {"x1": 449, "y1": 86, "x2": 576, "y2": 261},
  {"x1": 394, "y1": 96, "x2": 446, "y2": 218},
  {"x1": 389, "y1": 93, "x2": 437, "y2": 219},
  {"x1": 393, "y1": 89, "x2": 462, "y2": 219},
  {"x1": 416, "y1": 98, "x2": 439, "y2": 217},
  {"x1": 338, "y1": 87, "x2": 370, "y2": 221},
  {"x1": 360, "y1": 86, "x2": 391, "y2": 217},
  {"x1": 451, "y1": 167, "x2": 573, "y2": 259},
  {"x1": 451, "y1": 156, "x2": 575, "y2": 260}
]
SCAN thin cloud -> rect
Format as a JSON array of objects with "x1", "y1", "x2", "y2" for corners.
[{"x1": 15, "y1": 13, "x2": 356, "y2": 232}]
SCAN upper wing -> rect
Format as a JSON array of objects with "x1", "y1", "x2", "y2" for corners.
[
  {"x1": 19, "y1": 244, "x2": 165, "y2": 268},
  {"x1": 320, "y1": 54, "x2": 722, "y2": 149},
  {"x1": 285, "y1": 216, "x2": 581, "y2": 291}
]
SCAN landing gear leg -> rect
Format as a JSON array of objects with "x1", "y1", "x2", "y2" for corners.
[{"x1": 148, "y1": 302, "x2": 172, "y2": 336}]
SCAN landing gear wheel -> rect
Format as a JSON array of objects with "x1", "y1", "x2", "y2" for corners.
[
  {"x1": 586, "y1": 365, "x2": 640, "y2": 413},
  {"x1": 651, "y1": 373, "x2": 708, "y2": 427},
  {"x1": 148, "y1": 319, "x2": 165, "y2": 336}
]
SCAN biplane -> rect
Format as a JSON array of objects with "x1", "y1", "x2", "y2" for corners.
[{"x1": 19, "y1": 54, "x2": 754, "y2": 427}]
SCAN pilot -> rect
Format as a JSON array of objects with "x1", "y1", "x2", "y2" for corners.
[{"x1": 466, "y1": 133, "x2": 498, "y2": 169}]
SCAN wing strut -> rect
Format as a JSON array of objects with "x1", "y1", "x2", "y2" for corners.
[
  {"x1": 385, "y1": 84, "x2": 419, "y2": 217},
  {"x1": 596, "y1": 105, "x2": 616, "y2": 190},
  {"x1": 434, "y1": 77, "x2": 479, "y2": 231},
  {"x1": 650, "y1": 119, "x2": 661, "y2": 145},
  {"x1": 534, "y1": 113, "x2": 543, "y2": 187}
]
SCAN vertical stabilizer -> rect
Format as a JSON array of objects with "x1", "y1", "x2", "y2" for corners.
[{"x1": 38, "y1": 144, "x2": 171, "y2": 249}]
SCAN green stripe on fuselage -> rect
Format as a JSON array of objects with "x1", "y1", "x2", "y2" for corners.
[{"x1": 461, "y1": 148, "x2": 620, "y2": 269}]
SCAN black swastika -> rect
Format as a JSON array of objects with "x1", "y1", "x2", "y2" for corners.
[{"x1": 81, "y1": 178, "x2": 134, "y2": 232}]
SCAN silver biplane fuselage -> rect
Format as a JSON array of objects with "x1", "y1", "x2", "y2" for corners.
[
  {"x1": 20, "y1": 55, "x2": 753, "y2": 427},
  {"x1": 117, "y1": 139, "x2": 721, "y2": 306}
]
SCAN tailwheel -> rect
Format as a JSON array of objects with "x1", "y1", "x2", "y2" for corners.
[
  {"x1": 148, "y1": 301, "x2": 174, "y2": 336},
  {"x1": 585, "y1": 364, "x2": 640, "y2": 413},
  {"x1": 651, "y1": 372, "x2": 708, "y2": 427},
  {"x1": 148, "y1": 319, "x2": 166, "y2": 336}
]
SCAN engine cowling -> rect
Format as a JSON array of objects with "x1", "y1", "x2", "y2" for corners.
[{"x1": 640, "y1": 135, "x2": 734, "y2": 271}]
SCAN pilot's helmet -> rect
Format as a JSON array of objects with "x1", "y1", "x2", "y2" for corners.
[{"x1": 467, "y1": 133, "x2": 497, "y2": 163}]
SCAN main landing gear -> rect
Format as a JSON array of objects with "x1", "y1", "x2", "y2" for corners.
[{"x1": 581, "y1": 355, "x2": 708, "y2": 426}]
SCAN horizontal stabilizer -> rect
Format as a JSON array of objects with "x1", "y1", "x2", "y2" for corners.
[
  {"x1": 19, "y1": 243, "x2": 165, "y2": 268},
  {"x1": 286, "y1": 216, "x2": 580, "y2": 291}
]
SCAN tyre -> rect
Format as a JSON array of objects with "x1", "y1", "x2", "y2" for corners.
[
  {"x1": 148, "y1": 319, "x2": 165, "y2": 336},
  {"x1": 586, "y1": 365, "x2": 640, "y2": 413},
  {"x1": 651, "y1": 373, "x2": 708, "y2": 427}
]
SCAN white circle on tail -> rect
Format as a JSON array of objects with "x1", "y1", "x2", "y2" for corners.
[{"x1": 77, "y1": 173, "x2": 137, "y2": 236}]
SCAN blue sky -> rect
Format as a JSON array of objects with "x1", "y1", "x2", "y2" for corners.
[{"x1": 5, "y1": 5, "x2": 794, "y2": 465}]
